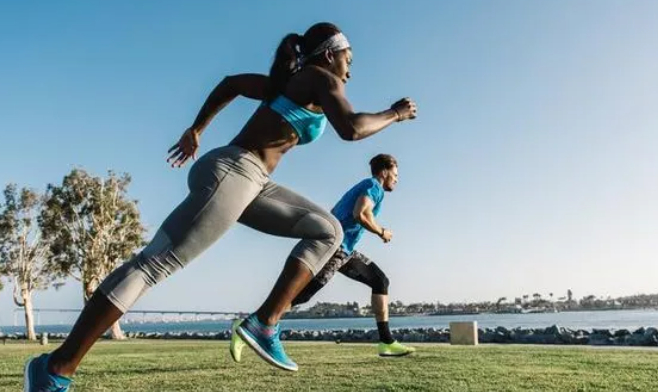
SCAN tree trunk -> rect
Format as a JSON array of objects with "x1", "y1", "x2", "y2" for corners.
[
  {"x1": 23, "y1": 289, "x2": 37, "y2": 341},
  {"x1": 84, "y1": 277, "x2": 126, "y2": 340},
  {"x1": 110, "y1": 321, "x2": 126, "y2": 340}
]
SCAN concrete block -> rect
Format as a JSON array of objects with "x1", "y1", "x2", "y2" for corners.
[{"x1": 450, "y1": 321, "x2": 478, "y2": 345}]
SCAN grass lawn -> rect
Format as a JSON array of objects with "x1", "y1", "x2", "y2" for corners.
[{"x1": 1, "y1": 340, "x2": 656, "y2": 391}]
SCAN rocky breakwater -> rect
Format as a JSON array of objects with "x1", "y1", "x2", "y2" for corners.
[{"x1": 2, "y1": 325, "x2": 657, "y2": 346}]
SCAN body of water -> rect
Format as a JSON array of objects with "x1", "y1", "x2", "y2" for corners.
[{"x1": 3, "y1": 309, "x2": 658, "y2": 335}]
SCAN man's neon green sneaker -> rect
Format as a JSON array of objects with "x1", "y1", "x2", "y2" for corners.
[
  {"x1": 230, "y1": 319, "x2": 246, "y2": 363},
  {"x1": 378, "y1": 341, "x2": 416, "y2": 357}
]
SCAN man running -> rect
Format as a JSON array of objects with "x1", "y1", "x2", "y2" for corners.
[{"x1": 232, "y1": 153, "x2": 414, "y2": 360}]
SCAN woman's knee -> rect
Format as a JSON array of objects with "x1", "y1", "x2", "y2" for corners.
[
  {"x1": 295, "y1": 210, "x2": 343, "y2": 242},
  {"x1": 326, "y1": 213, "x2": 344, "y2": 250},
  {"x1": 316, "y1": 213, "x2": 344, "y2": 265}
]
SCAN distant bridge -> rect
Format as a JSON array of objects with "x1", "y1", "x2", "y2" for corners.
[{"x1": 12, "y1": 308, "x2": 249, "y2": 326}]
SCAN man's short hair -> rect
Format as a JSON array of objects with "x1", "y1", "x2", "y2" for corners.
[{"x1": 369, "y1": 154, "x2": 397, "y2": 176}]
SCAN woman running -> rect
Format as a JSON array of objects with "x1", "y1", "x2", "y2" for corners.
[{"x1": 24, "y1": 22, "x2": 416, "y2": 391}]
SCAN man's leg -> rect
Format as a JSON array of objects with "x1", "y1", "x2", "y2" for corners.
[
  {"x1": 338, "y1": 251, "x2": 415, "y2": 356},
  {"x1": 291, "y1": 250, "x2": 350, "y2": 307}
]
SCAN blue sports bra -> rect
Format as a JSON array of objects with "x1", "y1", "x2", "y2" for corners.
[{"x1": 265, "y1": 95, "x2": 328, "y2": 145}]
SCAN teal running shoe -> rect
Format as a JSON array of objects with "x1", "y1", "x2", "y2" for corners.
[
  {"x1": 24, "y1": 353, "x2": 72, "y2": 392},
  {"x1": 236, "y1": 314, "x2": 298, "y2": 371}
]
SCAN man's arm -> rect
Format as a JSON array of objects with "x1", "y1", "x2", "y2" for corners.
[{"x1": 352, "y1": 195, "x2": 392, "y2": 243}]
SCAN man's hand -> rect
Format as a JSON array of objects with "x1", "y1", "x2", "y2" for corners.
[{"x1": 380, "y1": 228, "x2": 393, "y2": 243}]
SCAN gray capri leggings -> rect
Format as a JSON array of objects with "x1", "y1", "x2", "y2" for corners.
[{"x1": 99, "y1": 145, "x2": 343, "y2": 313}]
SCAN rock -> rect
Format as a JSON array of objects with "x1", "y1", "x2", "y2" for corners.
[
  {"x1": 592, "y1": 329, "x2": 613, "y2": 338},
  {"x1": 544, "y1": 325, "x2": 560, "y2": 335},
  {"x1": 589, "y1": 334, "x2": 614, "y2": 346},
  {"x1": 633, "y1": 327, "x2": 646, "y2": 335}
]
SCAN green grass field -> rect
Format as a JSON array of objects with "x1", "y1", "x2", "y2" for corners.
[{"x1": 1, "y1": 340, "x2": 657, "y2": 391}]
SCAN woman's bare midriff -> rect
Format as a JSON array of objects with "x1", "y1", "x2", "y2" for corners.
[
  {"x1": 229, "y1": 105, "x2": 301, "y2": 174},
  {"x1": 229, "y1": 69, "x2": 325, "y2": 173}
]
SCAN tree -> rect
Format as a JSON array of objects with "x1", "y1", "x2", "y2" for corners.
[
  {"x1": 41, "y1": 169, "x2": 146, "y2": 339},
  {"x1": 0, "y1": 184, "x2": 58, "y2": 340},
  {"x1": 0, "y1": 260, "x2": 5, "y2": 291},
  {"x1": 496, "y1": 297, "x2": 507, "y2": 310},
  {"x1": 580, "y1": 294, "x2": 596, "y2": 307}
]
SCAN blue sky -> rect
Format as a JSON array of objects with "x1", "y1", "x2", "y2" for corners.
[{"x1": 1, "y1": 1, "x2": 657, "y2": 325}]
